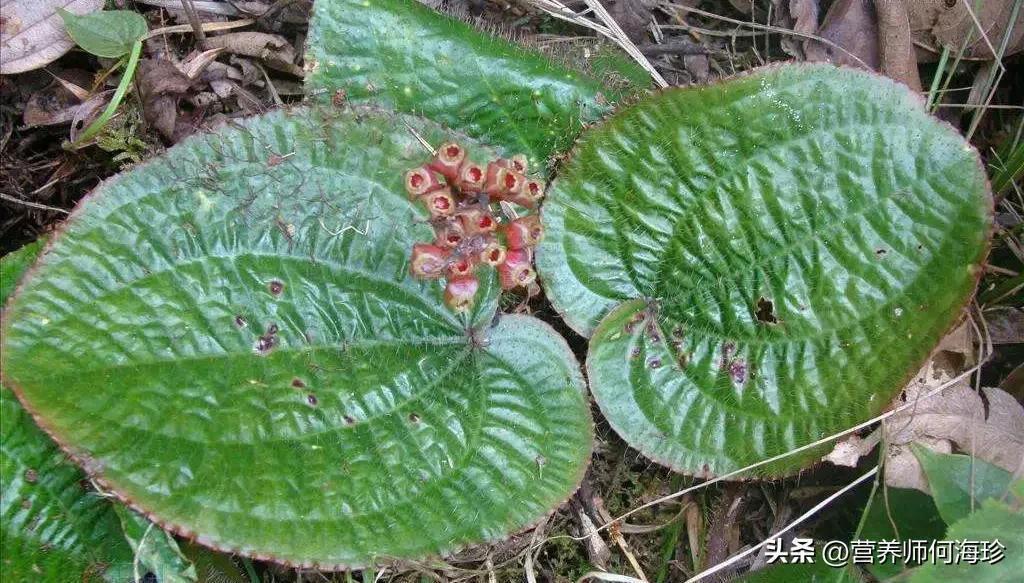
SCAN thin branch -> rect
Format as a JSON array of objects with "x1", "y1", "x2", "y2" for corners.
[{"x1": 1, "y1": 193, "x2": 70, "y2": 214}]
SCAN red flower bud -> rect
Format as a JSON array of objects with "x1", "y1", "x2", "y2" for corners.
[
  {"x1": 457, "y1": 161, "x2": 486, "y2": 192},
  {"x1": 501, "y1": 215, "x2": 544, "y2": 249},
  {"x1": 405, "y1": 166, "x2": 444, "y2": 198},
  {"x1": 447, "y1": 255, "x2": 476, "y2": 277},
  {"x1": 523, "y1": 179, "x2": 545, "y2": 202},
  {"x1": 484, "y1": 163, "x2": 524, "y2": 198},
  {"x1": 444, "y1": 274, "x2": 479, "y2": 313},
  {"x1": 410, "y1": 243, "x2": 448, "y2": 279},
  {"x1": 421, "y1": 188, "x2": 455, "y2": 218},
  {"x1": 479, "y1": 240, "x2": 507, "y2": 266},
  {"x1": 458, "y1": 208, "x2": 498, "y2": 236},
  {"x1": 426, "y1": 142, "x2": 466, "y2": 183},
  {"x1": 498, "y1": 248, "x2": 536, "y2": 290},
  {"x1": 436, "y1": 220, "x2": 465, "y2": 248}
]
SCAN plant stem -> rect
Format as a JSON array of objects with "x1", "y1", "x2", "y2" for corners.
[{"x1": 68, "y1": 40, "x2": 143, "y2": 149}]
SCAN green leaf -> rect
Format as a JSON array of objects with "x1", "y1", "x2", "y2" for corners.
[
  {"x1": 2, "y1": 243, "x2": 134, "y2": 582},
  {"x1": 0, "y1": 107, "x2": 593, "y2": 568},
  {"x1": 305, "y1": 0, "x2": 631, "y2": 168},
  {"x1": 58, "y1": 9, "x2": 147, "y2": 58},
  {"x1": 181, "y1": 542, "x2": 251, "y2": 583},
  {"x1": 913, "y1": 446, "x2": 1014, "y2": 526},
  {"x1": 114, "y1": 505, "x2": 197, "y2": 583},
  {"x1": 737, "y1": 560, "x2": 862, "y2": 582},
  {"x1": 859, "y1": 486, "x2": 946, "y2": 580},
  {"x1": 538, "y1": 64, "x2": 992, "y2": 476},
  {"x1": 0, "y1": 237, "x2": 46, "y2": 301},
  {"x1": 909, "y1": 480, "x2": 1024, "y2": 583}
]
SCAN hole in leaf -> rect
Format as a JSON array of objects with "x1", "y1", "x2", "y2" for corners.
[
  {"x1": 269, "y1": 280, "x2": 284, "y2": 296},
  {"x1": 875, "y1": 248, "x2": 887, "y2": 257},
  {"x1": 344, "y1": 415, "x2": 356, "y2": 425},
  {"x1": 408, "y1": 412, "x2": 420, "y2": 423},
  {"x1": 235, "y1": 315, "x2": 247, "y2": 328},
  {"x1": 755, "y1": 297, "x2": 778, "y2": 325},
  {"x1": 306, "y1": 394, "x2": 318, "y2": 406}
]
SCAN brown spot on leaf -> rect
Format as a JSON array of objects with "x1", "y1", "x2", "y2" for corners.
[
  {"x1": 291, "y1": 378, "x2": 306, "y2": 389},
  {"x1": 255, "y1": 323, "x2": 279, "y2": 355},
  {"x1": 408, "y1": 413, "x2": 420, "y2": 423},
  {"x1": 630, "y1": 346, "x2": 642, "y2": 359},
  {"x1": 268, "y1": 280, "x2": 284, "y2": 296},
  {"x1": 235, "y1": 315, "x2": 247, "y2": 328},
  {"x1": 344, "y1": 415, "x2": 356, "y2": 425},
  {"x1": 24, "y1": 469, "x2": 37, "y2": 483},
  {"x1": 729, "y1": 360, "x2": 747, "y2": 384}
]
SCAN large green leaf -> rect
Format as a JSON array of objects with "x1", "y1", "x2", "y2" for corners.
[
  {"x1": 909, "y1": 480, "x2": 1024, "y2": 582},
  {"x1": 538, "y1": 64, "x2": 991, "y2": 476},
  {"x1": 1, "y1": 243, "x2": 133, "y2": 582},
  {"x1": 913, "y1": 446, "x2": 1014, "y2": 526},
  {"x1": 305, "y1": 0, "x2": 634, "y2": 168},
  {"x1": 0, "y1": 107, "x2": 593, "y2": 567}
]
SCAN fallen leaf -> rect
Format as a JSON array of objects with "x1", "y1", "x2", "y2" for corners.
[
  {"x1": 1, "y1": 0, "x2": 104, "y2": 74},
  {"x1": 883, "y1": 367, "x2": 1024, "y2": 493},
  {"x1": 885, "y1": 437, "x2": 952, "y2": 493},
  {"x1": 22, "y1": 68, "x2": 91, "y2": 127},
  {"x1": 985, "y1": 307, "x2": 1023, "y2": 345},
  {"x1": 875, "y1": 0, "x2": 923, "y2": 90},
  {"x1": 805, "y1": 0, "x2": 881, "y2": 69},
  {"x1": 771, "y1": 0, "x2": 820, "y2": 58},
  {"x1": 68, "y1": 88, "x2": 112, "y2": 142},
  {"x1": 824, "y1": 432, "x2": 881, "y2": 467},
  {"x1": 202, "y1": 32, "x2": 301, "y2": 76},
  {"x1": 138, "y1": 58, "x2": 191, "y2": 141},
  {"x1": 908, "y1": 0, "x2": 1024, "y2": 59},
  {"x1": 606, "y1": 0, "x2": 654, "y2": 44}
]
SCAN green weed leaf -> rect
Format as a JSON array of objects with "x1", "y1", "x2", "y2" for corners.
[
  {"x1": 58, "y1": 9, "x2": 147, "y2": 58},
  {"x1": 538, "y1": 64, "x2": 992, "y2": 476},
  {"x1": 305, "y1": 0, "x2": 632, "y2": 168},
  {"x1": 1, "y1": 242, "x2": 133, "y2": 583},
  {"x1": 114, "y1": 505, "x2": 197, "y2": 583},
  {"x1": 909, "y1": 480, "x2": 1024, "y2": 582},
  {"x1": 0, "y1": 107, "x2": 592, "y2": 567},
  {"x1": 913, "y1": 446, "x2": 1014, "y2": 526}
]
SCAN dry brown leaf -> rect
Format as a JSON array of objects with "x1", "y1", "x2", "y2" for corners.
[
  {"x1": 882, "y1": 362, "x2": 1024, "y2": 491},
  {"x1": 875, "y1": 0, "x2": 922, "y2": 90},
  {"x1": 1, "y1": 0, "x2": 104, "y2": 75},
  {"x1": 908, "y1": 0, "x2": 1024, "y2": 59},
  {"x1": 22, "y1": 68, "x2": 91, "y2": 127},
  {"x1": 68, "y1": 88, "x2": 111, "y2": 142},
  {"x1": 805, "y1": 0, "x2": 881, "y2": 69},
  {"x1": 605, "y1": 0, "x2": 654, "y2": 43},
  {"x1": 137, "y1": 58, "x2": 191, "y2": 141},
  {"x1": 986, "y1": 307, "x2": 1024, "y2": 345},
  {"x1": 824, "y1": 432, "x2": 881, "y2": 467},
  {"x1": 202, "y1": 32, "x2": 301, "y2": 76}
]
